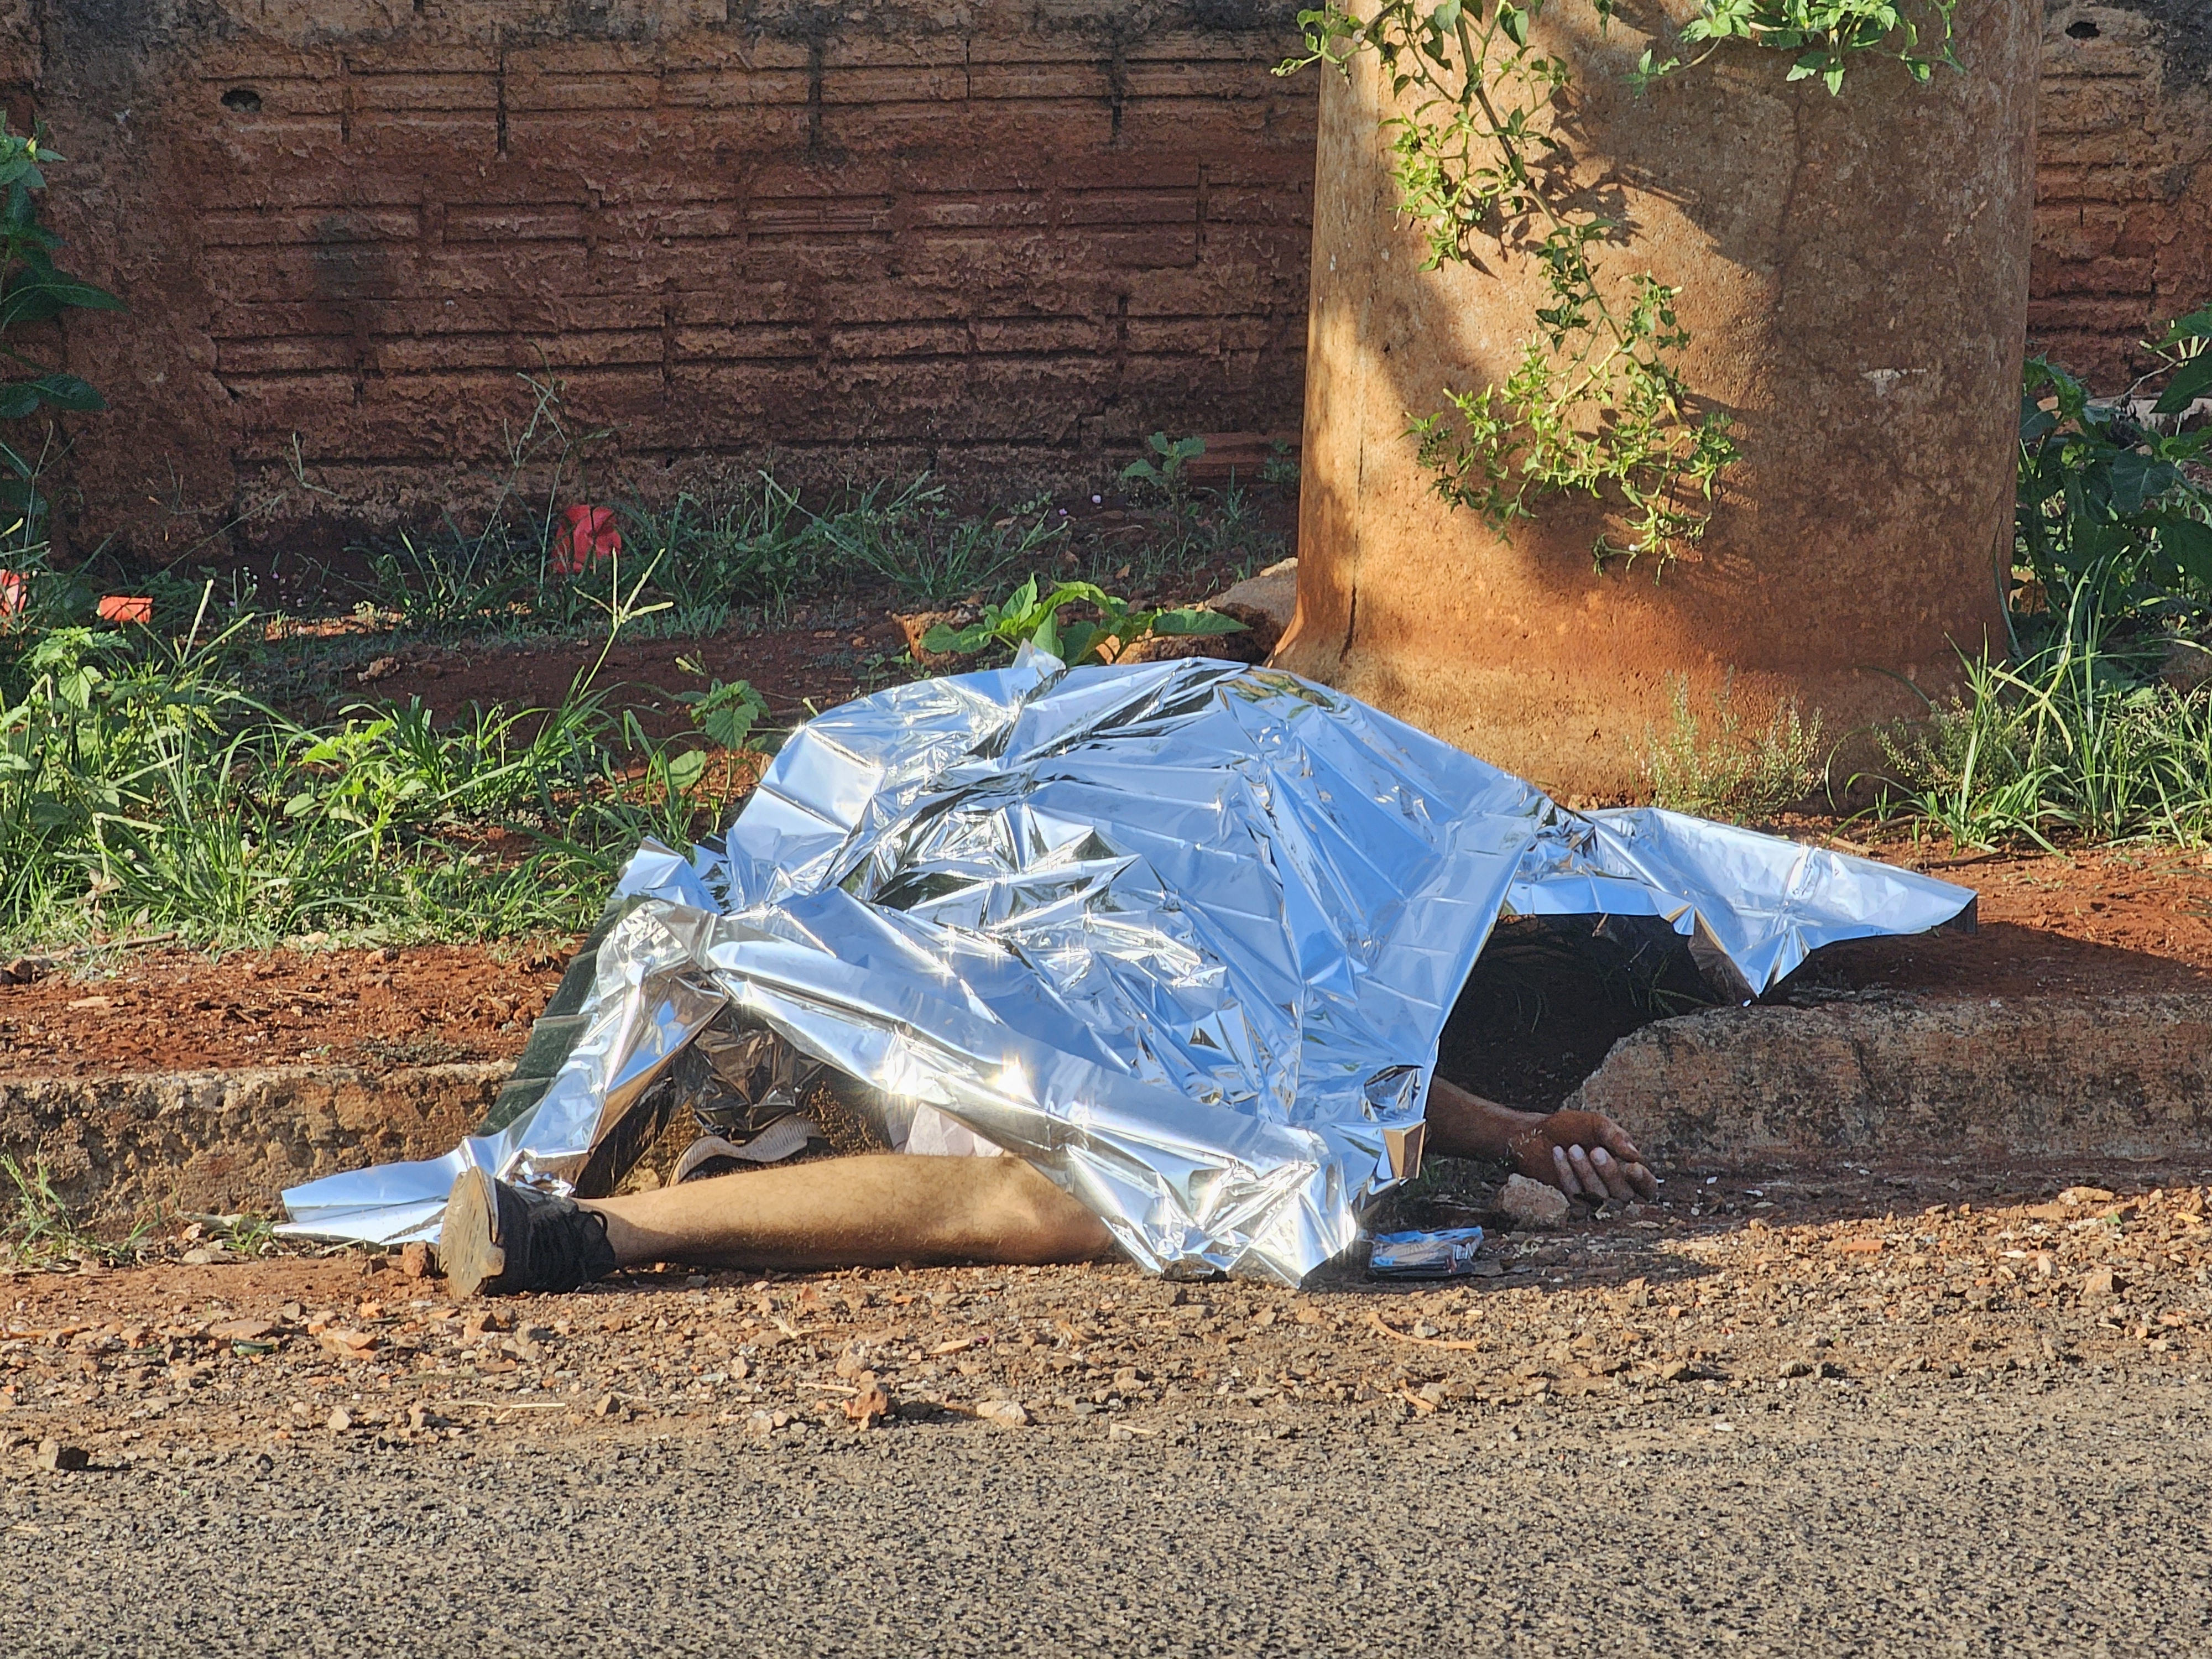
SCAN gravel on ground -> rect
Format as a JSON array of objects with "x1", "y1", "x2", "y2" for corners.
[{"x1": 4, "y1": 1156, "x2": 2209, "y2": 1652}]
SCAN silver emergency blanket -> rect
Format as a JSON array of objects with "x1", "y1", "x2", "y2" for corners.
[{"x1": 281, "y1": 652, "x2": 1973, "y2": 1284}]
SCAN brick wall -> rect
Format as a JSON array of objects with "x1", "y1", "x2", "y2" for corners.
[
  {"x1": 15, "y1": 0, "x2": 1318, "y2": 559},
  {"x1": 7, "y1": 1, "x2": 2209, "y2": 561},
  {"x1": 2033, "y1": 1, "x2": 2212, "y2": 385}
]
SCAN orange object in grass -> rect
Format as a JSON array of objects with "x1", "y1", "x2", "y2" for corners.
[
  {"x1": 0, "y1": 568, "x2": 23, "y2": 619},
  {"x1": 97, "y1": 594, "x2": 153, "y2": 624},
  {"x1": 556, "y1": 504, "x2": 622, "y2": 577}
]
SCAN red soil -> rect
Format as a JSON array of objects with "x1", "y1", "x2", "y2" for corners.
[
  {"x1": 3, "y1": 839, "x2": 2205, "y2": 1083},
  {"x1": 0, "y1": 945, "x2": 570, "y2": 1080}
]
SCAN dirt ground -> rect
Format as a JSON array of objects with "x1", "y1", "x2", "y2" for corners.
[
  {"x1": 308, "y1": 609, "x2": 915, "y2": 742},
  {"x1": 2, "y1": 1159, "x2": 2204, "y2": 1463},
  {"x1": 8, "y1": 888, "x2": 2210, "y2": 1647},
  {"x1": 268, "y1": 523, "x2": 1279, "y2": 740},
  {"x1": 9, "y1": 1159, "x2": 2212, "y2": 1653},
  {"x1": 0, "y1": 945, "x2": 570, "y2": 1079}
]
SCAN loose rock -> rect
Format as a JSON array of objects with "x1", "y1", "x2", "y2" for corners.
[
  {"x1": 842, "y1": 1384, "x2": 891, "y2": 1428},
  {"x1": 35, "y1": 1439, "x2": 88, "y2": 1473},
  {"x1": 1500, "y1": 1174, "x2": 1570, "y2": 1229}
]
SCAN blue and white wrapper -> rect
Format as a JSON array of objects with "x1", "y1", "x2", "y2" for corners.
[{"x1": 1369, "y1": 1227, "x2": 1489, "y2": 1277}]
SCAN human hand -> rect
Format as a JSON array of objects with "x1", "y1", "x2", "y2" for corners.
[{"x1": 1505, "y1": 1110, "x2": 1658, "y2": 1203}]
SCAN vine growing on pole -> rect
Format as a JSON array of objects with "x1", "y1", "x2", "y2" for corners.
[{"x1": 1282, "y1": 0, "x2": 1959, "y2": 571}]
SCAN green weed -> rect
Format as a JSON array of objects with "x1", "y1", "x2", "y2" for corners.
[
  {"x1": 0, "y1": 1154, "x2": 141, "y2": 1267},
  {"x1": 920, "y1": 575, "x2": 1245, "y2": 667},
  {"x1": 0, "y1": 119, "x2": 124, "y2": 525},
  {"x1": 1640, "y1": 674, "x2": 1825, "y2": 820},
  {"x1": 808, "y1": 477, "x2": 1069, "y2": 608},
  {"x1": 1867, "y1": 588, "x2": 2212, "y2": 851},
  {"x1": 1870, "y1": 320, "x2": 2212, "y2": 852},
  {"x1": 618, "y1": 474, "x2": 820, "y2": 630},
  {"x1": 2017, "y1": 311, "x2": 2212, "y2": 616},
  {"x1": 1121, "y1": 432, "x2": 1208, "y2": 521}
]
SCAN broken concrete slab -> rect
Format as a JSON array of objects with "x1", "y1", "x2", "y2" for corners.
[
  {"x1": 0, "y1": 1063, "x2": 504, "y2": 1228},
  {"x1": 1209, "y1": 557, "x2": 1297, "y2": 660},
  {"x1": 1579, "y1": 992, "x2": 2212, "y2": 1160}
]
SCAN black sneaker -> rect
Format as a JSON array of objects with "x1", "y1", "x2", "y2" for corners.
[{"x1": 438, "y1": 1167, "x2": 618, "y2": 1298}]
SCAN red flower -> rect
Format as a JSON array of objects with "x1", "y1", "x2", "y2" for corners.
[
  {"x1": 556, "y1": 505, "x2": 622, "y2": 577},
  {"x1": 97, "y1": 594, "x2": 153, "y2": 625},
  {"x1": 0, "y1": 568, "x2": 22, "y2": 620}
]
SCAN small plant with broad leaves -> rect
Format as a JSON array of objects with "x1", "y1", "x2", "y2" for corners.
[
  {"x1": 676, "y1": 676, "x2": 769, "y2": 749},
  {"x1": 0, "y1": 122, "x2": 122, "y2": 521},
  {"x1": 2016, "y1": 309, "x2": 2212, "y2": 611},
  {"x1": 921, "y1": 576, "x2": 1245, "y2": 668},
  {"x1": 1121, "y1": 433, "x2": 1209, "y2": 519}
]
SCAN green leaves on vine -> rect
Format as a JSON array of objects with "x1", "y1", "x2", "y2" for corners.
[
  {"x1": 1412, "y1": 280, "x2": 1735, "y2": 563},
  {"x1": 1650, "y1": 1, "x2": 1960, "y2": 96},
  {"x1": 1282, "y1": 0, "x2": 1957, "y2": 571}
]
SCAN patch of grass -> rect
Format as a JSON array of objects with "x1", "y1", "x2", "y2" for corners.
[
  {"x1": 1640, "y1": 674, "x2": 1825, "y2": 821},
  {"x1": 173, "y1": 1209, "x2": 282, "y2": 1256},
  {"x1": 1869, "y1": 319, "x2": 2212, "y2": 852},
  {"x1": 810, "y1": 481, "x2": 1067, "y2": 609},
  {"x1": 1, "y1": 1155, "x2": 142, "y2": 1267},
  {"x1": 7, "y1": 374, "x2": 1286, "y2": 947},
  {"x1": 1866, "y1": 590, "x2": 2212, "y2": 851},
  {"x1": 0, "y1": 560, "x2": 766, "y2": 950},
  {"x1": 304, "y1": 382, "x2": 1277, "y2": 650},
  {"x1": 617, "y1": 474, "x2": 821, "y2": 632}
]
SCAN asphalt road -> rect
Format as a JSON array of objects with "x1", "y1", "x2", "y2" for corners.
[{"x1": 6, "y1": 1378, "x2": 2205, "y2": 1656}]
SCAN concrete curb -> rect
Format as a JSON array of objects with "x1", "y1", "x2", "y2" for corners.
[
  {"x1": 6, "y1": 991, "x2": 2209, "y2": 1230},
  {"x1": 1579, "y1": 992, "x2": 2212, "y2": 1162},
  {"x1": 0, "y1": 1063, "x2": 507, "y2": 1228}
]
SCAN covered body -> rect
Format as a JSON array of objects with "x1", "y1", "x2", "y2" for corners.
[{"x1": 283, "y1": 654, "x2": 1971, "y2": 1284}]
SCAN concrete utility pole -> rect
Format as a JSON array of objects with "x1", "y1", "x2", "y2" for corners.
[{"x1": 1277, "y1": 0, "x2": 2039, "y2": 797}]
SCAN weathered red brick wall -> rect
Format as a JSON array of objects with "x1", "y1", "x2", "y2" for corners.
[
  {"x1": 12, "y1": 1, "x2": 1318, "y2": 559},
  {"x1": 5, "y1": 1, "x2": 2208, "y2": 561},
  {"x1": 2033, "y1": 1, "x2": 2212, "y2": 385}
]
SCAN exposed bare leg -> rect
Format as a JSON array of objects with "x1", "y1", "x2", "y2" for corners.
[
  {"x1": 445, "y1": 1087, "x2": 1647, "y2": 1297},
  {"x1": 578, "y1": 1153, "x2": 1117, "y2": 1273},
  {"x1": 1423, "y1": 1076, "x2": 1660, "y2": 1202}
]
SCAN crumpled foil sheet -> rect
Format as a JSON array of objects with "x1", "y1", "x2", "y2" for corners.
[{"x1": 281, "y1": 652, "x2": 1973, "y2": 1284}]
